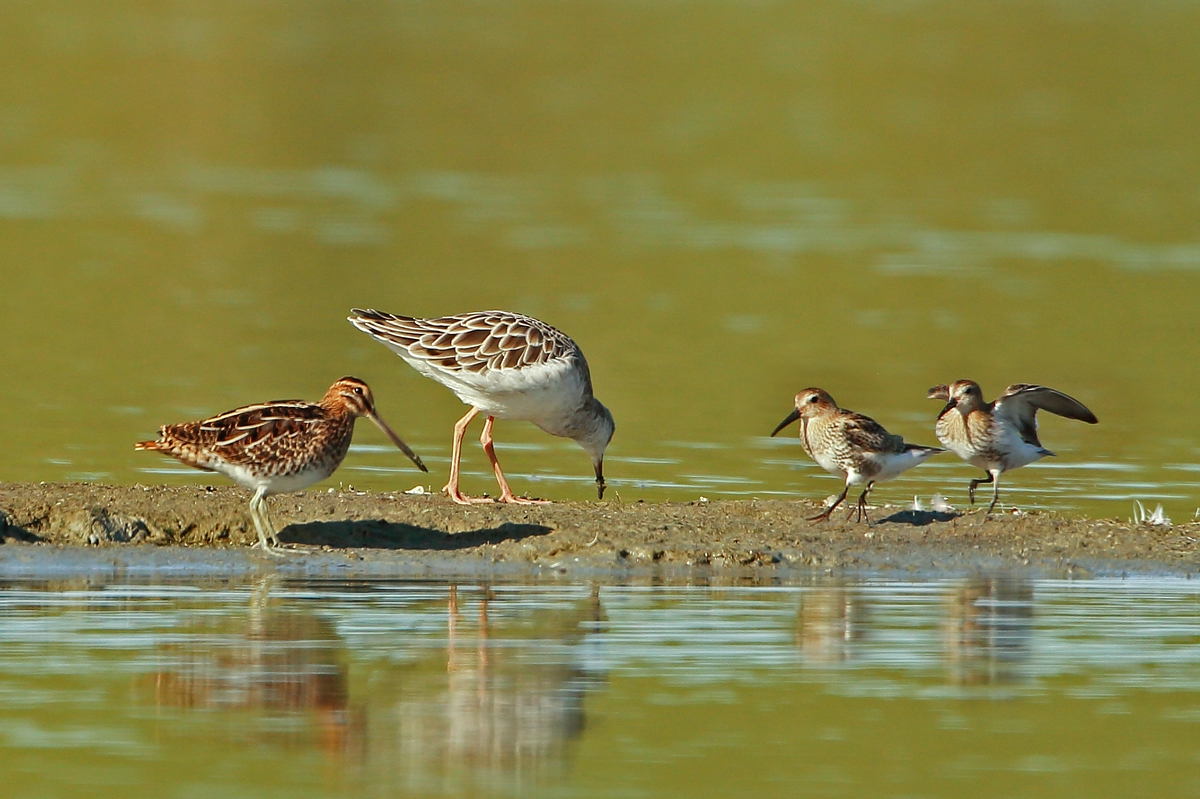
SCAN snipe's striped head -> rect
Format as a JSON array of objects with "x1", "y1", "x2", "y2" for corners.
[
  {"x1": 322, "y1": 376, "x2": 378, "y2": 418},
  {"x1": 324, "y1": 376, "x2": 428, "y2": 473},
  {"x1": 770, "y1": 387, "x2": 838, "y2": 437}
]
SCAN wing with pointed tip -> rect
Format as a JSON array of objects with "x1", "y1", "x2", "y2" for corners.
[
  {"x1": 349, "y1": 309, "x2": 579, "y2": 376},
  {"x1": 994, "y1": 384, "x2": 1098, "y2": 446}
]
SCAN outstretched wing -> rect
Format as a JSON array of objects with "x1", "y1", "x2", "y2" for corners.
[
  {"x1": 348, "y1": 309, "x2": 579, "y2": 376},
  {"x1": 994, "y1": 384, "x2": 1098, "y2": 447}
]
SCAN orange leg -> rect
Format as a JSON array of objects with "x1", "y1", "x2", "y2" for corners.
[
  {"x1": 443, "y1": 408, "x2": 492, "y2": 505},
  {"x1": 480, "y1": 415, "x2": 550, "y2": 504}
]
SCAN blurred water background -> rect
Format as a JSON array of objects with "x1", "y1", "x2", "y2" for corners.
[{"x1": 2, "y1": 1, "x2": 1200, "y2": 515}]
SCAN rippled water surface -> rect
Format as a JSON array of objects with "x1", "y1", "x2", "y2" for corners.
[
  {"x1": 2, "y1": 577, "x2": 1199, "y2": 797},
  {"x1": 3, "y1": 1, "x2": 1200, "y2": 516}
]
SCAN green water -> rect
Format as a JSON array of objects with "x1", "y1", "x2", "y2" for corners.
[
  {"x1": 3, "y1": 1, "x2": 1200, "y2": 514},
  {"x1": 2, "y1": 577, "x2": 1200, "y2": 798}
]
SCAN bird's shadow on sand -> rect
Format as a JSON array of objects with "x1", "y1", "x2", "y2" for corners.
[
  {"x1": 878, "y1": 509, "x2": 961, "y2": 526},
  {"x1": 278, "y1": 519, "x2": 552, "y2": 550},
  {"x1": 0, "y1": 512, "x2": 41, "y2": 543}
]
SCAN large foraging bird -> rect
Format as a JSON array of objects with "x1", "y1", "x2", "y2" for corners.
[
  {"x1": 348, "y1": 309, "x2": 614, "y2": 504},
  {"x1": 771, "y1": 388, "x2": 944, "y2": 523},
  {"x1": 927, "y1": 380, "x2": 1098, "y2": 513},
  {"x1": 135, "y1": 377, "x2": 426, "y2": 553}
]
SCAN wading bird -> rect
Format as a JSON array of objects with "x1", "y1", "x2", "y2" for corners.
[
  {"x1": 927, "y1": 380, "x2": 1098, "y2": 513},
  {"x1": 348, "y1": 309, "x2": 614, "y2": 504},
  {"x1": 136, "y1": 377, "x2": 426, "y2": 553},
  {"x1": 771, "y1": 388, "x2": 944, "y2": 523}
]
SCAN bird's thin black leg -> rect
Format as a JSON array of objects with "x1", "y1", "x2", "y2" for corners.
[
  {"x1": 852, "y1": 482, "x2": 874, "y2": 524},
  {"x1": 968, "y1": 472, "x2": 994, "y2": 505},
  {"x1": 810, "y1": 485, "x2": 849, "y2": 522}
]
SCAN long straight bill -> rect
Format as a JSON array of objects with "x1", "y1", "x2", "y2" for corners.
[{"x1": 369, "y1": 412, "x2": 429, "y2": 472}]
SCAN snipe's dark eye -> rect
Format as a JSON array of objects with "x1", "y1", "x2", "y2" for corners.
[{"x1": 353, "y1": 386, "x2": 364, "y2": 395}]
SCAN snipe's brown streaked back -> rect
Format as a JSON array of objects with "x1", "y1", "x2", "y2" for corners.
[{"x1": 135, "y1": 376, "x2": 427, "y2": 553}]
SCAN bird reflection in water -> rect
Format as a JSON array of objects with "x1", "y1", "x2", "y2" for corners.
[
  {"x1": 141, "y1": 579, "x2": 607, "y2": 789},
  {"x1": 794, "y1": 585, "x2": 868, "y2": 664},
  {"x1": 943, "y1": 578, "x2": 1034, "y2": 686},
  {"x1": 387, "y1": 584, "x2": 607, "y2": 794},
  {"x1": 143, "y1": 577, "x2": 361, "y2": 757}
]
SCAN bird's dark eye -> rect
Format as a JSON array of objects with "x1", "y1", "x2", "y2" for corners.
[
  {"x1": 353, "y1": 386, "x2": 364, "y2": 395},
  {"x1": 808, "y1": 395, "x2": 819, "y2": 403}
]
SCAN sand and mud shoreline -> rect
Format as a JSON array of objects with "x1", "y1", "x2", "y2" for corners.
[{"x1": 0, "y1": 482, "x2": 1196, "y2": 579}]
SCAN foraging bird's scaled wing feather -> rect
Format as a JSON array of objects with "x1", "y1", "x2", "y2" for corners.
[
  {"x1": 349, "y1": 309, "x2": 579, "y2": 375},
  {"x1": 840, "y1": 412, "x2": 905, "y2": 455},
  {"x1": 994, "y1": 384, "x2": 1098, "y2": 446}
]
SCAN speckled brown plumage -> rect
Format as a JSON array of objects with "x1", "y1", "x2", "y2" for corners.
[
  {"x1": 136, "y1": 377, "x2": 426, "y2": 552},
  {"x1": 772, "y1": 388, "x2": 943, "y2": 523},
  {"x1": 138, "y1": 398, "x2": 356, "y2": 478},
  {"x1": 928, "y1": 380, "x2": 1098, "y2": 512},
  {"x1": 349, "y1": 309, "x2": 582, "y2": 375},
  {"x1": 799, "y1": 404, "x2": 908, "y2": 474},
  {"x1": 348, "y1": 309, "x2": 614, "y2": 505}
]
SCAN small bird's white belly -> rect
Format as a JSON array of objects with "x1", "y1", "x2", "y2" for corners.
[
  {"x1": 867, "y1": 449, "x2": 940, "y2": 483},
  {"x1": 809, "y1": 449, "x2": 847, "y2": 480},
  {"x1": 841, "y1": 465, "x2": 870, "y2": 486},
  {"x1": 996, "y1": 433, "x2": 1049, "y2": 472},
  {"x1": 934, "y1": 418, "x2": 973, "y2": 464},
  {"x1": 209, "y1": 461, "x2": 333, "y2": 495},
  {"x1": 950, "y1": 445, "x2": 984, "y2": 469},
  {"x1": 935, "y1": 415, "x2": 1042, "y2": 472}
]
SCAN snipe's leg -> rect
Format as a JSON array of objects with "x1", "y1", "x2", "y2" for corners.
[
  {"x1": 810, "y1": 484, "x2": 850, "y2": 522},
  {"x1": 443, "y1": 408, "x2": 491, "y2": 505},
  {"x1": 480, "y1": 415, "x2": 550, "y2": 505},
  {"x1": 249, "y1": 488, "x2": 287, "y2": 557}
]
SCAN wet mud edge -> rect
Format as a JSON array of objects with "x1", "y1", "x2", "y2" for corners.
[{"x1": 0, "y1": 482, "x2": 1197, "y2": 578}]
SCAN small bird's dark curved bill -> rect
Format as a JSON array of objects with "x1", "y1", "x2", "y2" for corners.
[
  {"x1": 368, "y1": 412, "x2": 429, "y2": 472},
  {"x1": 770, "y1": 408, "x2": 801, "y2": 437},
  {"x1": 595, "y1": 462, "x2": 606, "y2": 499}
]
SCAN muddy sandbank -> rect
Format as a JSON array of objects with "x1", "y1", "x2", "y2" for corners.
[{"x1": 0, "y1": 482, "x2": 1196, "y2": 578}]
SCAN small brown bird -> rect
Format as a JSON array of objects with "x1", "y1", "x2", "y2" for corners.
[
  {"x1": 136, "y1": 377, "x2": 427, "y2": 553},
  {"x1": 771, "y1": 388, "x2": 944, "y2": 523},
  {"x1": 927, "y1": 380, "x2": 1098, "y2": 513}
]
